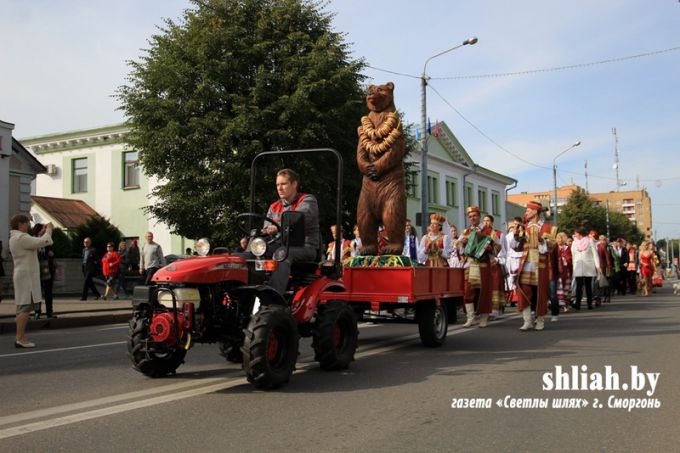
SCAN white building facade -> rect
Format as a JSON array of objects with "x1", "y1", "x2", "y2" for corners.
[
  {"x1": 23, "y1": 125, "x2": 190, "y2": 254},
  {"x1": 407, "y1": 121, "x2": 516, "y2": 232}
]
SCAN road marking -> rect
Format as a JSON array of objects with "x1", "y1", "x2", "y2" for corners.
[
  {"x1": 97, "y1": 324, "x2": 129, "y2": 331},
  {"x1": 0, "y1": 312, "x2": 522, "y2": 439},
  {"x1": 0, "y1": 377, "x2": 229, "y2": 427},
  {"x1": 0, "y1": 341, "x2": 126, "y2": 359}
]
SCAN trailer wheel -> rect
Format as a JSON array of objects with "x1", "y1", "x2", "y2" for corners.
[
  {"x1": 127, "y1": 312, "x2": 186, "y2": 377},
  {"x1": 417, "y1": 301, "x2": 448, "y2": 347},
  {"x1": 312, "y1": 301, "x2": 358, "y2": 370},
  {"x1": 242, "y1": 305, "x2": 299, "y2": 389},
  {"x1": 219, "y1": 341, "x2": 243, "y2": 364}
]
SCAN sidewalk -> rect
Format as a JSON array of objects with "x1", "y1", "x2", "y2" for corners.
[{"x1": 0, "y1": 295, "x2": 133, "y2": 335}]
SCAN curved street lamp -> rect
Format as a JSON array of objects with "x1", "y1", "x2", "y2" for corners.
[
  {"x1": 552, "y1": 140, "x2": 582, "y2": 227},
  {"x1": 419, "y1": 37, "x2": 478, "y2": 234}
]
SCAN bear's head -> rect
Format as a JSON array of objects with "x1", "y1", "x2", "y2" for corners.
[{"x1": 366, "y1": 82, "x2": 395, "y2": 113}]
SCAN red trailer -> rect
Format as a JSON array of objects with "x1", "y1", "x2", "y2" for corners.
[{"x1": 319, "y1": 266, "x2": 465, "y2": 347}]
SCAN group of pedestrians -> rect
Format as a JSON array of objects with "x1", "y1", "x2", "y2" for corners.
[{"x1": 80, "y1": 231, "x2": 166, "y2": 300}]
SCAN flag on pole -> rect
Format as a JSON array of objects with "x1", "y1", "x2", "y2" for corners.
[
  {"x1": 434, "y1": 121, "x2": 441, "y2": 138},
  {"x1": 427, "y1": 118, "x2": 432, "y2": 135}
]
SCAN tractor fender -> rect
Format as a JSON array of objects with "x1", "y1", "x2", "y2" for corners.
[{"x1": 291, "y1": 277, "x2": 345, "y2": 323}]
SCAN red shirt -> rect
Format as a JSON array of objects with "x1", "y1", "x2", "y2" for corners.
[{"x1": 102, "y1": 251, "x2": 121, "y2": 276}]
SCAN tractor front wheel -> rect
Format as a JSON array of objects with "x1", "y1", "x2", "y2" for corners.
[
  {"x1": 127, "y1": 312, "x2": 187, "y2": 377},
  {"x1": 242, "y1": 305, "x2": 299, "y2": 389}
]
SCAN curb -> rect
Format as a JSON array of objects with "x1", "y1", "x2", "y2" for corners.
[{"x1": 0, "y1": 312, "x2": 132, "y2": 335}]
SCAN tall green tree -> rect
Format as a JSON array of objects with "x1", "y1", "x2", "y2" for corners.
[
  {"x1": 559, "y1": 188, "x2": 642, "y2": 242},
  {"x1": 117, "y1": 0, "x2": 368, "y2": 246},
  {"x1": 70, "y1": 216, "x2": 124, "y2": 263}
]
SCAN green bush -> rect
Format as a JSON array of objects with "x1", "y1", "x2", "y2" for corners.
[{"x1": 69, "y1": 216, "x2": 124, "y2": 261}]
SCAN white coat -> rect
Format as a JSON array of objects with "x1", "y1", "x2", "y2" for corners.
[
  {"x1": 571, "y1": 239, "x2": 600, "y2": 277},
  {"x1": 9, "y1": 229, "x2": 53, "y2": 306}
]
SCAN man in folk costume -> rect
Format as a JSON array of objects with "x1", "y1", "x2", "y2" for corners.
[
  {"x1": 417, "y1": 213, "x2": 451, "y2": 267},
  {"x1": 504, "y1": 217, "x2": 524, "y2": 307},
  {"x1": 510, "y1": 201, "x2": 557, "y2": 331},
  {"x1": 483, "y1": 214, "x2": 506, "y2": 320},
  {"x1": 457, "y1": 206, "x2": 494, "y2": 328}
]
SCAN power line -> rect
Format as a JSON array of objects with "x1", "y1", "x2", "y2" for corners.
[
  {"x1": 366, "y1": 46, "x2": 680, "y2": 80},
  {"x1": 435, "y1": 46, "x2": 680, "y2": 80},
  {"x1": 427, "y1": 83, "x2": 679, "y2": 183}
]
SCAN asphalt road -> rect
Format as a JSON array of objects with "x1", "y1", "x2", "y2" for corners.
[{"x1": 1, "y1": 284, "x2": 678, "y2": 452}]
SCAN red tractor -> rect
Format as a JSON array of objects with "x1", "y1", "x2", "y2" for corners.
[{"x1": 127, "y1": 149, "x2": 357, "y2": 389}]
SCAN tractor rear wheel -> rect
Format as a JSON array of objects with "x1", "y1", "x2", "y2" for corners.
[
  {"x1": 312, "y1": 301, "x2": 358, "y2": 370},
  {"x1": 417, "y1": 301, "x2": 448, "y2": 347},
  {"x1": 242, "y1": 305, "x2": 299, "y2": 389},
  {"x1": 127, "y1": 312, "x2": 186, "y2": 377}
]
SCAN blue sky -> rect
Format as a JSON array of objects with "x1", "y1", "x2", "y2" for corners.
[{"x1": 1, "y1": 0, "x2": 679, "y2": 237}]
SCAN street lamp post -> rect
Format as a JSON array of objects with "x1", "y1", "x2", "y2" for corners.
[
  {"x1": 419, "y1": 37, "x2": 477, "y2": 235},
  {"x1": 552, "y1": 141, "x2": 581, "y2": 227}
]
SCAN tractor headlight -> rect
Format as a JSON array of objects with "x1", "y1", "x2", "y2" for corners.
[
  {"x1": 249, "y1": 237, "x2": 267, "y2": 257},
  {"x1": 195, "y1": 238, "x2": 211, "y2": 256}
]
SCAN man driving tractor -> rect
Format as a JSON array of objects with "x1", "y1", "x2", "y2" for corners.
[{"x1": 263, "y1": 168, "x2": 320, "y2": 294}]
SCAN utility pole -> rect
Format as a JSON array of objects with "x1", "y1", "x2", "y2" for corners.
[
  {"x1": 584, "y1": 160, "x2": 589, "y2": 193},
  {"x1": 612, "y1": 127, "x2": 621, "y2": 191},
  {"x1": 605, "y1": 199, "x2": 610, "y2": 239}
]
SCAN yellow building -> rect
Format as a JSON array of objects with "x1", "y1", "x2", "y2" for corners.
[
  {"x1": 507, "y1": 185, "x2": 652, "y2": 238},
  {"x1": 590, "y1": 190, "x2": 652, "y2": 239}
]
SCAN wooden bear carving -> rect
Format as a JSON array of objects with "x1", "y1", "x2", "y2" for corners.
[{"x1": 356, "y1": 82, "x2": 407, "y2": 255}]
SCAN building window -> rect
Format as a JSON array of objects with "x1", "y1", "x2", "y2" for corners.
[
  {"x1": 123, "y1": 151, "x2": 140, "y2": 188},
  {"x1": 465, "y1": 183, "x2": 474, "y2": 208},
  {"x1": 72, "y1": 158, "x2": 88, "y2": 193},
  {"x1": 478, "y1": 186, "x2": 488, "y2": 213},
  {"x1": 445, "y1": 178, "x2": 458, "y2": 207},
  {"x1": 427, "y1": 173, "x2": 439, "y2": 205},
  {"x1": 491, "y1": 191, "x2": 500, "y2": 215},
  {"x1": 406, "y1": 170, "x2": 419, "y2": 199}
]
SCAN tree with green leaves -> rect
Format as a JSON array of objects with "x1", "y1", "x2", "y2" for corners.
[
  {"x1": 117, "y1": 0, "x2": 372, "y2": 246},
  {"x1": 558, "y1": 188, "x2": 642, "y2": 242},
  {"x1": 69, "y1": 216, "x2": 124, "y2": 264}
]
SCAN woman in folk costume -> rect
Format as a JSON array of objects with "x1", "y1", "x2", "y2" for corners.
[
  {"x1": 417, "y1": 213, "x2": 451, "y2": 267},
  {"x1": 509, "y1": 201, "x2": 557, "y2": 331},
  {"x1": 447, "y1": 223, "x2": 465, "y2": 268},
  {"x1": 504, "y1": 217, "x2": 524, "y2": 307},
  {"x1": 483, "y1": 214, "x2": 506, "y2": 320}
]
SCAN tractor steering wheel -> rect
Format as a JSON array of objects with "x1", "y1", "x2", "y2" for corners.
[{"x1": 236, "y1": 213, "x2": 282, "y2": 245}]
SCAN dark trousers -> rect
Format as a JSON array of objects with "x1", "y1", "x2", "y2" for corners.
[
  {"x1": 41, "y1": 279, "x2": 54, "y2": 315},
  {"x1": 574, "y1": 276, "x2": 593, "y2": 309},
  {"x1": 616, "y1": 270, "x2": 627, "y2": 295},
  {"x1": 267, "y1": 246, "x2": 317, "y2": 294},
  {"x1": 549, "y1": 280, "x2": 559, "y2": 316},
  {"x1": 627, "y1": 270, "x2": 638, "y2": 294},
  {"x1": 117, "y1": 271, "x2": 129, "y2": 296},
  {"x1": 82, "y1": 270, "x2": 101, "y2": 299},
  {"x1": 144, "y1": 267, "x2": 159, "y2": 286}
]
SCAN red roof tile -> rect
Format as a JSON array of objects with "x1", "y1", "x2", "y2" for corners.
[{"x1": 32, "y1": 196, "x2": 99, "y2": 229}]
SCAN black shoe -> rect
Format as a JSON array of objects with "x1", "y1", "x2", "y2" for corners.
[
  {"x1": 80, "y1": 298, "x2": 87, "y2": 301},
  {"x1": 47, "y1": 314, "x2": 58, "y2": 319},
  {"x1": 95, "y1": 295, "x2": 101, "y2": 301},
  {"x1": 33, "y1": 313, "x2": 41, "y2": 320},
  {"x1": 587, "y1": 305, "x2": 593, "y2": 310}
]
